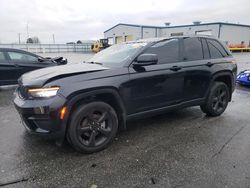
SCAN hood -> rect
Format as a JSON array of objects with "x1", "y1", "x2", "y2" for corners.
[{"x1": 20, "y1": 63, "x2": 109, "y2": 87}]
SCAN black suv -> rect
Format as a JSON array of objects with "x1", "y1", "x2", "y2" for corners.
[{"x1": 14, "y1": 36, "x2": 237, "y2": 153}]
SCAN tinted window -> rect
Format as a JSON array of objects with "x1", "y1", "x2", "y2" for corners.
[
  {"x1": 8, "y1": 52, "x2": 37, "y2": 62},
  {"x1": 144, "y1": 39, "x2": 179, "y2": 64},
  {"x1": 207, "y1": 39, "x2": 228, "y2": 58},
  {"x1": 183, "y1": 37, "x2": 203, "y2": 61},
  {"x1": 0, "y1": 52, "x2": 6, "y2": 63},
  {"x1": 201, "y1": 39, "x2": 210, "y2": 59},
  {"x1": 89, "y1": 42, "x2": 147, "y2": 67}
]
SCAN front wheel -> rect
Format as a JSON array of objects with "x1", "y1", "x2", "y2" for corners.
[
  {"x1": 200, "y1": 82, "x2": 230, "y2": 117},
  {"x1": 67, "y1": 101, "x2": 118, "y2": 153}
]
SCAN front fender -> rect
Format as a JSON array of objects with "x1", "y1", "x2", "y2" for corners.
[{"x1": 64, "y1": 88, "x2": 127, "y2": 132}]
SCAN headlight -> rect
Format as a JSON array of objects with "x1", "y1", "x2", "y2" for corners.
[{"x1": 28, "y1": 87, "x2": 60, "y2": 98}]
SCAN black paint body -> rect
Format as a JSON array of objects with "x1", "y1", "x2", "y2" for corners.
[
  {"x1": 13, "y1": 36, "x2": 237, "y2": 143},
  {"x1": 0, "y1": 48, "x2": 57, "y2": 86}
]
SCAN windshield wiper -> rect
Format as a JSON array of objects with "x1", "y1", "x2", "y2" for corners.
[{"x1": 85, "y1": 61, "x2": 103, "y2": 65}]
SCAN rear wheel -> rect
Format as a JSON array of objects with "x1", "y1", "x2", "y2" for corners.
[
  {"x1": 200, "y1": 82, "x2": 229, "y2": 116},
  {"x1": 67, "y1": 101, "x2": 118, "y2": 153}
]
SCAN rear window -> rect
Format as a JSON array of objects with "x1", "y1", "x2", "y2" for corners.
[
  {"x1": 183, "y1": 37, "x2": 203, "y2": 61},
  {"x1": 207, "y1": 39, "x2": 228, "y2": 58},
  {"x1": 201, "y1": 39, "x2": 210, "y2": 59}
]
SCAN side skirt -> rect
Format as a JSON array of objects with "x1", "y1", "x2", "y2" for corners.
[{"x1": 126, "y1": 98, "x2": 205, "y2": 121}]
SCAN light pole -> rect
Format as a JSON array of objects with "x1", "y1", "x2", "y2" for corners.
[
  {"x1": 52, "y1": 34, "x2": 55, "y2": 44},
  {"x1": 18, "y1": 33, "x2": 21, "y2": 44},
  {"x1": 26, "y1": 23, "x2": 29, "y2": 40}
]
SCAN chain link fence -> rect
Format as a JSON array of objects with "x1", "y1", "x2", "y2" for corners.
[{"x1": 0, "y1": 43, "x2": 93, "y2": 53}]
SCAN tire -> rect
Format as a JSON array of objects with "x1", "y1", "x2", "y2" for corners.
[
  {"x1": 200, "y1": 82, "x2": 230, "y2": 117},
  {"x1": 67, "y1": 101, "x2": 118, "y2": 153}
]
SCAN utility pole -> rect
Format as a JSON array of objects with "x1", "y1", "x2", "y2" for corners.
[
  {"x1": 18, "y1": 33, "x2": 21, "y2": 44},
  {"x1": 52, "y1": 34, "x2": 55, "y2": 44},
  {"x1": 26, "y1": 23, "x2": 29, "y2": 40}
]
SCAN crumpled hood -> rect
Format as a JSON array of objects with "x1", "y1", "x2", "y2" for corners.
[{"x1": 20, "y1": 63, "x2": 109, "y2": 87}]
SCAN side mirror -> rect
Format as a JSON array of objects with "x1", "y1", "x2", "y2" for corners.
[
  {"x1": 52, "y1": 57, "x2": 68, "y2": 65},
  {"x1": 134, "y1": 54, "x2": 158, "y2": 66},
  {"x1": 38, "y1": 57, "x2": 45, "y2": 62}
]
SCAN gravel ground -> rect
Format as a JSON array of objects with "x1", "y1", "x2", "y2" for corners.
[{"x1": 0, "y1": 52, "x2": 250, "y2": 188}]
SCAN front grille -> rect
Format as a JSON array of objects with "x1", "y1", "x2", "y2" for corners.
[{"x1": 18, "y1": 85, "x2": 29, "y2": 99}]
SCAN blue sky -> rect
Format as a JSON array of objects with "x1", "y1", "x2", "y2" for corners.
[{"x1": 0, "y1": 0, "x2": 249, "y2": 43}]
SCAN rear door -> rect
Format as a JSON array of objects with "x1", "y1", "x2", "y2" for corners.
[
  {"x1": 127, "y1": 39, "x2": 185, "y2": 114},
  {"x1": 180, "y1": 37, "x2": 212, "y2": 101}
]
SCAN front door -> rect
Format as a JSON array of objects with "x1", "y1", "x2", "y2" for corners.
[
  {"x1": 6, "y1": 51, "x2": 44, "y2": 80},
  {"x1": 0, "y1": 51, "x2": 18, "y2": 85},
  {"x1": 126, "y1": 39, "x2": 185, "y2": 114}
]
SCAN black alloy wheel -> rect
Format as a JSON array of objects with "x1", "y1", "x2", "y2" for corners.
[
  {"x1": 200, "y1": 82, "x2": 229, "y2": 116},
  {"x1": 211, "y1": 86, "x2": 227, "y2": 113},
  {"x1": 68, "y1": 101, "x2": 118, "y2": 153}
]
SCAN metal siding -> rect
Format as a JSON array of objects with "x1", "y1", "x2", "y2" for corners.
[
  {"x1": 104, "y1": 25, "x2": 141, "y2": 41},
  {"x1": 142, "y1": 27, "x2": 157, "y2": 38},
  {"x1": 125, "y1": 35, "x2": 133, "y2": 41},
  {"x1": 161, "y1": 24, "x2": 220, "y2": 37},
  {"x1": 105, "y1": 24, "x2": 220, "y2": 40},
  {"x1": 219, "y1": 25, "x2": 250, "y2": 45},
  {"x1": 104, "y1": 23, "x2": 250, "y2": 46},
  {"x1": 115, "y1": 36, "x2": 123, "y2": 44}
]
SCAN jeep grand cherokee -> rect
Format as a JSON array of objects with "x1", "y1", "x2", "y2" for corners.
[{"x1": 14, "y1": 36, "x2": 237, "y2": 153}]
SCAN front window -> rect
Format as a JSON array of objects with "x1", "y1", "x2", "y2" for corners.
[
  {"x1": 8, "y1": 52, "x2": 37, "y2": 62},
  {"x1": 88, "y1": 42, "x2": 147, "y2": 67},
  {"x1": 144, "y1": 39, "x2": 179, "y2": 64}
]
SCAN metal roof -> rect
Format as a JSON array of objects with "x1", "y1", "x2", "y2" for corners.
[
  {"x1": 123, "y1": 35, "x2": 218, "y2": 44},
  {"x1": 104, "y1": 22, "x2": 250, "y2": 33}
]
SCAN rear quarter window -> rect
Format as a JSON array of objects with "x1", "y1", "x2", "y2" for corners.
[
  {"x1": 207, "y1": 39, "x2": 229, "y2": 59},
  {"x1": 0, "y1": 52, "x2": 7, "y2": 63}
]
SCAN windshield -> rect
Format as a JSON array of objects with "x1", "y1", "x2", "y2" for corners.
[{"x1": 88, "y1": 42, "x2": 148, "y2": 67}]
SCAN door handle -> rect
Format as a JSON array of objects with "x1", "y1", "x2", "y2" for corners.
[
  {"x1": 14, "y1": 64, "x2": 19, "y2": 67},
  {"x1": 206, "y1": 62, "x2": 213, "y2": 67},
  {"x1": 170, "y1": 66, "x2": 182, "y2": 71}
]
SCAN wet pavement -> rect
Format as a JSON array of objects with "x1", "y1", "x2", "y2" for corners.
[{"x1": 0, "y1": 53, "x2": 250, "y2": 188}]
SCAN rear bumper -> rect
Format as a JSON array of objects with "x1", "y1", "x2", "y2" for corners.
[{"x1": 13, "y1": 90, "x2": 68, "y2": 141}]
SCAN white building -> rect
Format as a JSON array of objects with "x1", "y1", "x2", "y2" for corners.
[{"x1": 104, "y1": 22, "x2": 250, "y2": 47}]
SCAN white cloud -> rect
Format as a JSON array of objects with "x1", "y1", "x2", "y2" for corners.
[{"x1": 0, "y1": 0, "x2": 249, "y2": 43}]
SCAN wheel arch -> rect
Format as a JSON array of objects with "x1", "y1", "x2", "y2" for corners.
[
  {"x1": 210, "y1": 71, "x2": 234, "y2": 101},
  {"x1": 65, "y1": 88, "x2": 127, "y2": 133}
]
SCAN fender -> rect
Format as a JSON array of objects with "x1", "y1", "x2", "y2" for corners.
[
  {"x1": 65, "y1": 88, "x2": 127, "y2": 130},
  {"x1": 211, "y1": 71, "x2": 233, "y2": 81},
  {"x1": 205, "y1": 71, "x2": 234, "y2": 101}
]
